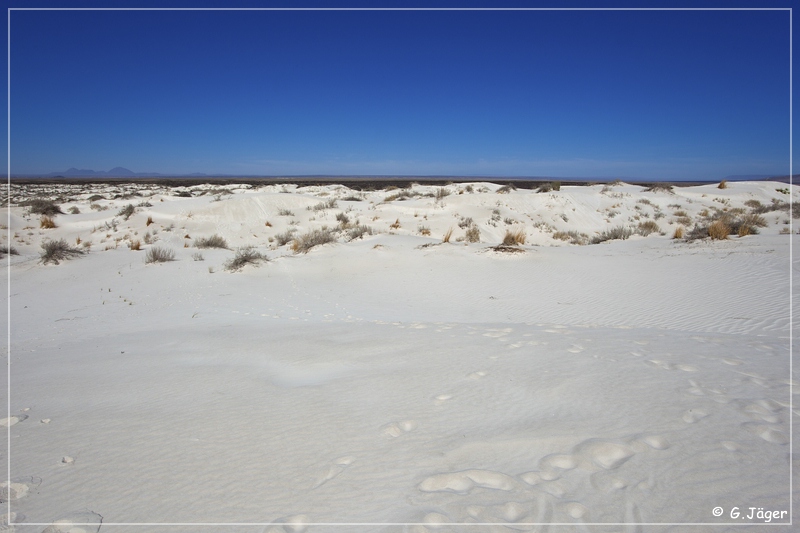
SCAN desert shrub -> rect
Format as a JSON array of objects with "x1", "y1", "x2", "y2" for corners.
[
  {"x1": 503, "y1": 217, "x2": 516, "y2": 225},
  {"x1": 718, "y1": 180, "x2": 728, "y2": 189},
  {"x1": 278, "y1": 209, "x2": 294, "y2": 216},
  {"x1": 68, "y1": 206, "x2": 80, "y2": 214},
  {"x1": 536, "y1": 181, "x2": 560, "y2": 193},
  {"x1": 385, "y1": 190, "x2": 417, "y2": 202},
  {"x1": 40, "y1": 239, "x2": 85, "y2": 265},
  {"x1": 117, "y1": 204, "x2": 136, "y2": 220},
  {"x1": 145, "y1": 246, "x2": 176, "y2": 263},
  {"x1": 311, "y1": 198, "x2": 338, "y2": 211},
  {"x1": 174, "y1": 190, "x2": 192, "y2": 197},
  {"x1": 496, "y1": 183, "x2": 517, "y2": 194},
  {"x1": 390, "y1": 218, "x2": 401, "y2": 230},
  {"x1": 23, "y1": 199, "x2": 63, "y2": 216},
  {"x1": 464, "y1": 185, "x2": 474, "y2": 193},
  {"x1": 292, "y1": 228, "x2": 336, "y2": 253},
  {"x1": 465, "y1": 225, "x2": 481, "y2": 243},
  {"x1": 751, "y1": 198, "x2": 789, "y2": 214},
  {"x1": 342, "y1": 195, "x2": 363, "y2": 202},
  {"x1": 673, "y1": 210, "x2": 688, "y2": 217},
  {"x1": 130, "y1": 240, "x2": 141, "y2": 251},
  {"x1": 435, "y1": 187, "x2": 451, "y2": 200},
  {"x1": 195, "y1": 234, "x2": 229, "y2": 249},
  {"x1": 636, "y1": 220, "x2": 661, "y2": 236},
  {"x1": 552, "y1": 230, "x2": 588, "y2": 245},
  {"x1": 192, "y1": 252, "x2": 204, "y2": 261},
  {"x1": 87, "y1": 194, "x2": 105, "y2": 202},
  {"x1": 335, "y1": 212, "x2": 350, "y2": 226},
  {"x1": 708, "y1": 220, "x2": 730, "y2": 240},
  {"x1": 744, "y1": 199, "x2": 762, "y2": 209},
  {"x1": 644, "y1": 183, "x2": 674, "y2": 193},
  {"x1": 729, "y1": 214, "x2": 766, "y2": 236},
  {"x1": 225, "y1": 246, "x2": 267, "y2": 271},
  {"x1": 502, "y1": 228, "x2": 526, "y2": 246},
  {"x1": 442, "y1": 227, "x2": 454, "y2": 243},
  {"x1": 40, "y1": 216, "x2": 57, "y2": 229},
  {"x1": 275, "y1": 229, "x2": 297, "y2": 246},
  {"x1": 673, "y1": 226, "x2": 684, "y2": 239},
  {"x1": 146, "y1": 216, "x2": 154, "y2": 226},
  {"x1": 458, "y1": 217, "x2": 474, "y2": 229},
  {"x1": 90, "y1": 203, "x2": 108, "y2": 211},
  {"x1": 347, "y1": 225, "x2": 373, "y2": 241},
  {"x1": 637, "y1": 198, "x2": 653, "y2": 206},
  {"x1": 0, "y1": 245, "x2": 19, "y2": 256},
  {"x1": 675, "y1": 216, "x2": 692, "y2": 226},
  {"x1": 418, "y1": 225, "x2": 431, "y2": 236},
  {"x1": 591, "y1": 226, "x2": 632, "y2": 244}
]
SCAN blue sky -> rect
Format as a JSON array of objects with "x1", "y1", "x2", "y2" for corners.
[{"x1": 4, "y1": 2, "x2": 795, "y2": 180}]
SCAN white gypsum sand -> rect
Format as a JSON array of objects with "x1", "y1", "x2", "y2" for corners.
[{"x1": 1, "y1": 180, "x2": 796, "y2": 530}]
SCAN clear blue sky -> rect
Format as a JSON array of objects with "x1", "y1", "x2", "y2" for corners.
[{"x1": 4, "y1": 2, "x2": 795, "y2": 180}]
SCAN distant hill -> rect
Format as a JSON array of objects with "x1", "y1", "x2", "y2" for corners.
[{"x1": 47, "y1": 168, "x2": 207, "y2": 177}]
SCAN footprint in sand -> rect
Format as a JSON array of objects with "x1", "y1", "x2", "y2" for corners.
[
  {"x1": 567, "y1": 345, "x2": 584, "y2": 354},
  {"x1": 572, "y1": 439, "x2": 636, "y2": 470},
  {"x1": 263, "y1": 514, "x2": 310, "y2": 533},
  {"x1": 466, "y1": 371, "x2": 487, "y2": 380},
  {"x1": 382, "y1": 420, "x2": 417, "y2": 438},
  {"x1": 433, "y1": 394, "x2": 453, "y2": 405},
  {"x1": 741, "y1": 422, "x2": 788, "y2": 445},
  {"x1": 0, "y1": 477, "x2": 41, "y2": 503},
  {"x1": 0, "y1": 415, "x2": 28, "y2": 428},
  {"x1": 682, "y1": 408, "x2": 709, "y2": 424},
  {"x1": 418, "y1": 469, "x2": 518, "y2": 494},
  {"x1": 311, "y1": 456, "x2": 355, "y2": 489},
  {"x1": 41, "y1": 510, "x2": 102, "y2": 533}
]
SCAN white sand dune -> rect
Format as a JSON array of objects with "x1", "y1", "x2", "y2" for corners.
[{"x1": 1, "y1": 180, "x2": 796, "y2": 530}]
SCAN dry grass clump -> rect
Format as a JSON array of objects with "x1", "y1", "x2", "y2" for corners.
[
  {"x1": 435, "y1": 187, "x2": 451, "y2": 200},
  {"x1": 311, "y1": 198, "x2": 338, "y2": 211},
  {"x1": 146, "y1": 216, "x2": 154, "y2": 226},
  {"x1": 40, "y1": 216, "x2": 57, "y2": 229},
  {"x1": 117, "y1": 204, "x2": 136, "y2": 220},
  {"x1": 347, "y1": 225, "x2": 373, "y2": 241},
  {"x1": 278, "y1": 209, "x2": 294, "y2": 216},
  {"x1": 195, "y1": 234, "x2": 229, "y2": 249},
  {"x1": 418, "y1": 225, "x2": 431, "y2": 236},
  {"x1": 502, "y1": 228, "x2": 526, "y2": 246},
  {"x1": 591, "y1": 226, "x2": 632, "y2": 244},
  {"x1": 342, "y1": 195, "x2": 363, "y2": 202},
  {"x1": 40, "y1": 239, "x2": 86, "y2": 265},
  {"x1": 130, "y1": 240, "x2": 141, "y2": 251},
  {"x1": 708, "y1": 220, "x2": 730, "y2": 240},
  {"x1": 644, "y1": 183, "x2": 674, "y2": 193},
  {"x1": 385, "y1": 189, "x2": 417, "y2": 202},
  {"x1": 275, "y1": 229, "x2": 297, "y2": 246},
  {"x1": 442, "y1": 227, "x2": 454, "y2": 243},
  {"x1": 718, "y1": 180, "x2": 728, "y2": 189},
  {"x1": 68, "y1": 206, "x2": 80, "y2": 214},
  {"x1": 673, "y1": 226, "x2": 684, "y2": 239},
  {"x1": 636, "y1": 220, "x2": 661, "y2": 236},
  {"x1": 390, "y1": 218, "x2": 401, "y2": 230},
  {"x1": 552, "y1": 230, "x2": 588, "y2": 245},
  {"x1": 0, "y1": 245, "x2": 19, "y2": 256},
  {"x1": 292, "y1": 228, "x2": 336, "y2": 253},
  {"x1": 496, "y1": 183, "x2": 517, "y2": 194},
  {"x1": 536, "y1": 181, "x2": 560, "y2": 193},
  {"x1": 23, "y1": 199, "x2": 63, "y2": 216},
  {"x1": 145, "y1": 246, "x2": 176, "y2": 264},
  {"x1": 465, "y1": 225, "x2": 481, "y2": 243},
  {"x1": 225, "y1": 246, "x2": 268, "y2": 271}
]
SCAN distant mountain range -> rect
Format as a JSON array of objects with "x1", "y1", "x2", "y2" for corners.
[
  {"x1": 33, "y1": 168, "x2": 793, "y2": 183},
  {"x1": 47, "y1": 167, "x2": 207, "y2": 177}
]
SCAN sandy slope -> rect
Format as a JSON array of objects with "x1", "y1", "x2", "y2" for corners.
[{"x1": 1, "y1": 181, "x2": 796, "y2": 532}]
